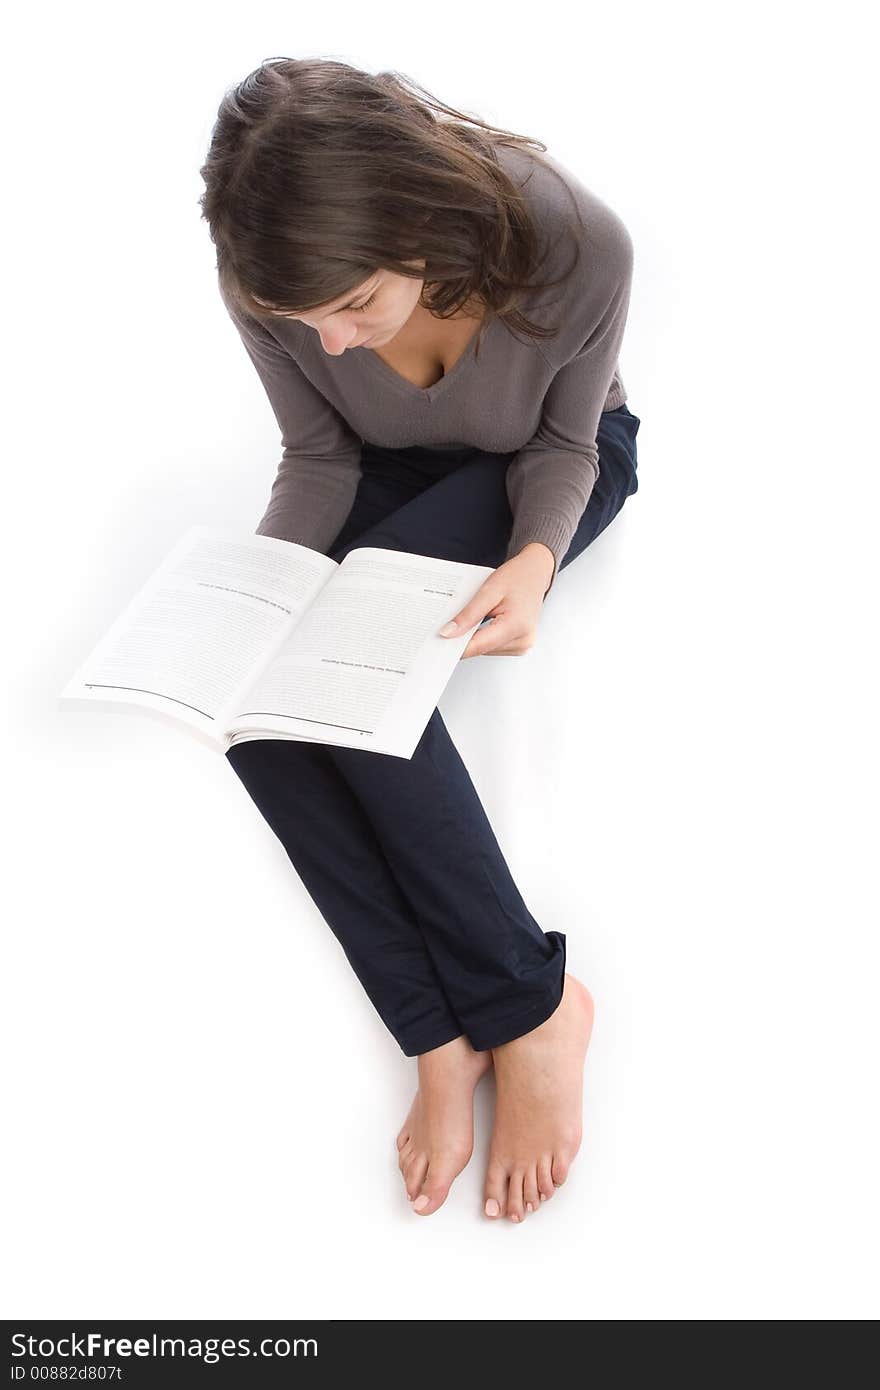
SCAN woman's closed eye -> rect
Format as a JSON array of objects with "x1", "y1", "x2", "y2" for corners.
[{"x1": 354, "y1": 293, "x2": 377, "y2": 313}]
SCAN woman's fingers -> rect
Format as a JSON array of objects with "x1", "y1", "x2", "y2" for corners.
[
  {"x1": 461, "y1": 615, "x2": 531, "y2": 658},
  {"x1": 438, "y1": 576, "x2": 504, "y2": 638}
]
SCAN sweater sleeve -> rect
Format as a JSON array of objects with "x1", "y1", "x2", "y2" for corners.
[
  {"x1": 220, "y1": 287, "x2": 363, "y2": 552},
  {"x1": 504, "y1": 209, "x2": 634, "y2": 597}
]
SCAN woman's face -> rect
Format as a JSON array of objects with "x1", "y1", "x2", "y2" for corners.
[{"x1": 260, "y1": 259, "x2": 426, "y2": 355}]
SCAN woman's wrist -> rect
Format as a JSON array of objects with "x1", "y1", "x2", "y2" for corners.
[{"x1": 511, "y1": 542, "x2": 556, "y2": 592}]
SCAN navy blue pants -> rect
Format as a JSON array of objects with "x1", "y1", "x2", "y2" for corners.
[{"x1": 226, "y1": 403, "x2": 641, "y2": 1056}]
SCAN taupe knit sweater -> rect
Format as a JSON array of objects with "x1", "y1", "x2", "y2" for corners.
[{"x1": 220, "y1": 141, "x2": 634, "y2": 593}]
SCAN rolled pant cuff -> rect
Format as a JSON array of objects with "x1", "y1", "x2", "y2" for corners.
[
  {"x1": 463, "y1": 931, "x2": 567, "y2": 1052},
  {"x1": 397, "y1": 1019, "x2": 465, "y2": 1059}
]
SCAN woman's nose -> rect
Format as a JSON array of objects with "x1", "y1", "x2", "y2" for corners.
[{"x1": 319, "y1": 324, "x2": 356, "y2": 355}]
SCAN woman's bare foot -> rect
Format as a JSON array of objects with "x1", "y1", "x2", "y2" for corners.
[
  {"x1": 396, "y1": 1034, "x2": 492, "y2": 1216},
  {"x1": 484, "y1": 974, "x2": 594, "y2": 1223}
]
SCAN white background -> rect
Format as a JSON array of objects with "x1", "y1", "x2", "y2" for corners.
[{"x1": 3, "y1": 0, "x2": 877, "y2": 1321}]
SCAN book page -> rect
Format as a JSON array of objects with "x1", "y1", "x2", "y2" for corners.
[
  {"x1": 59, "y1": 525, "x2": 338, "y2": 747},
  {"x1": 229, "y1": 547, "x2": 496, "y2": 758}
]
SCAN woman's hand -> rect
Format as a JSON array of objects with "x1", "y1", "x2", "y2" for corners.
[{"x1": 437, "y1": 543, "x2": 556, "y2": 659}]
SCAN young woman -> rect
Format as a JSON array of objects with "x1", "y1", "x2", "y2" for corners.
[{"x1": 199, "y1": 56, "x2": 641, "y2": 1224}]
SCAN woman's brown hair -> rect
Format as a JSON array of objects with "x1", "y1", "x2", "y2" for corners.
[{"x1": 198, "y1": 56, "x2": 584, "y2": 358}]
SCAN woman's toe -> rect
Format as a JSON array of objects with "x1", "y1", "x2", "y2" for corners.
[
  {"x1": 411, "y1": 1160, "x2": 456, "y2": 1216},
  {"x1": 551, "y1": 1151, "x2": 572, "y2": 1187},
  {"x1": 506, "y1": 1171, "x2": 526, "y2": 1223},
  {"x1": 483, "y1": 1161, "x2": 508, "y2": 1219},
  {"x1": 523, "y1": 1166, "x2": 541, "y2": 1214},
  {"x1": 537, "y1": 1154, "x2": 555, "y2": 1202},
  {"x1": 404, "y1": 1152, "x2": 428, "y2": 1202}
]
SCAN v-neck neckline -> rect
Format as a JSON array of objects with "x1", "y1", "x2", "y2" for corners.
[{"x1": 360, "y1": 313, "x2": 492, "y2": 402}]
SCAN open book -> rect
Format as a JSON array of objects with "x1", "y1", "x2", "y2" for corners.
[{"x1": 59, "y1": 525, "x2": 497, "y2": 760}]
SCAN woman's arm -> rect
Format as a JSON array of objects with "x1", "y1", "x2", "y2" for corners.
[
  {"x1": 504, "y1": 206, "x2": 635, "y2": 595},
  {"x1": 220, "y1": 286, "x2": 363, "y2": 553}
]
